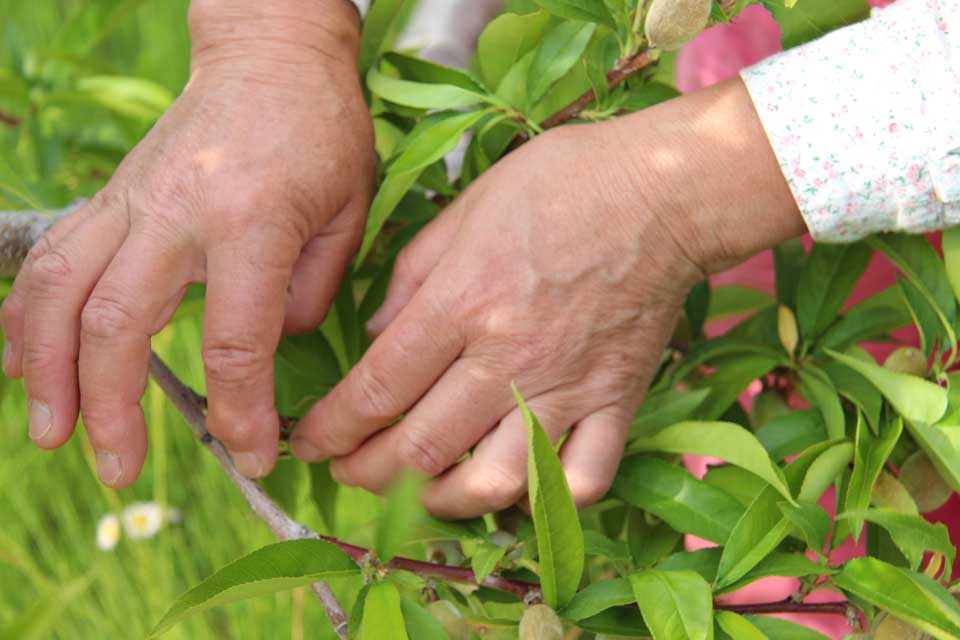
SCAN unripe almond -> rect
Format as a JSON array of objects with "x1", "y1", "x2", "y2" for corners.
[
  {"x1": 519, "y1": 604, "x2": 563, "y2": 640},
  {"x1": 777, "y1": 305, "x2": 799, "y2": 358},
  {"x1": 751, "y1": 390, "x2": 791, "y2": 432},
  {"x1": 871, "y1": 470, "x2": 919, "y2": 514},
  {"x1": 426, "y1": 600, "x2": 469, "y2": 640},
  {"x1": 900, "y1": 451, "x2": 953, "y2": 513},
  {"x1": 425, "y1": 540, "x2": 464, "y2": 566},
  {"x1": 883, "y1": 346, "x2": 928, "y2": 377},
  {"x1": 874, "y1": 613, "x2": 929, "y2": 639},
  {"x1": 644, "y1": 0, "x2": 713, "y2": 51}
]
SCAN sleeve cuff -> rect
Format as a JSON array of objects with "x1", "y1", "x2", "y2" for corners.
[{"x1": 740, "y1": 0, "x2": 960, "y2": 242}]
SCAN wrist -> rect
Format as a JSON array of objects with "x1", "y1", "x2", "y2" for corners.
[
  {"x1": 612, "y1": 78, "x2": 806, "y2": 276},
  {"x1": 188, "y1": 0, "x2": 361, "y2": 71}
]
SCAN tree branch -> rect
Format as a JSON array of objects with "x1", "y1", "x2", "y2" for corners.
[
  {"x1": 0, "y1": 111, "x2": 21, "y2": 128},
  {"x1": 0, "y1": 203, "x2": 81, "y2": 278}
]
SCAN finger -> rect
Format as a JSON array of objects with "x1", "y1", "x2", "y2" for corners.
[
  {"x1": 1, "y1": 205, "x2": 90, "y2": 379},
  {"x1": 423, "y1": 394, "x2": 579, "y2": 520},
  {"x1": 365, "y1": 204, "x2": 463, "y2": 336},
  {"x1": 327, "y1": 357, "x2": 519, "y2": 492},
  {"x1": 203, "y1": 233, "x2": 297, "y2": 479},
  {"x1": 21, "y1": 207, "x2": 128, "y2": 450},
  {"x1": 283, "y1": 227, "x2": 358, "y2": 335},
  {"x1": 291, "y1": 285, "x2": 464, "y2": 462},
  {"x1": 79, "y1": 230, "x2": 195, "y2": 487},
  {"x1": 558, "y1": 405, "x2": 631, "y2": 509}
]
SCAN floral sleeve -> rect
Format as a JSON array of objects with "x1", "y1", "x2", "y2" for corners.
[{"x1": 740, "y1": 0, "x2": 960, "y2": 242}]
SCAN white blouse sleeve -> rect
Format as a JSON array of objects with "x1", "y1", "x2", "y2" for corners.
[{"x1": 740, "y1": 0, "x2": 960, "y2": 242}]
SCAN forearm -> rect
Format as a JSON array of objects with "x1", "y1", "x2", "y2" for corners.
[
  {"x1": 187, "y1": 0, "x2": 361, "y2": 71},
  {"x1": 609, "y1": 78, "x2": 806, "y2": 276}
]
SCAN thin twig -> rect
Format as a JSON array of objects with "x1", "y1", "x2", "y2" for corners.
[{"x1": 0, "y1": 111, "x2": 20, "y2": 127}]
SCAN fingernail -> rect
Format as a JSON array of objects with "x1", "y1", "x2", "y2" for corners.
[
  {"x1": 2, "y1": 342, "x2": 12, "y2": 375},
  {"x1": 28, "y1": 400, "x2": 52, "y2": 442},
  {"x1": 95, "y1": 450, "x2": 123, "y2": 485},
  {"x1": 291, "y1": 437, "x2": 325, "y2": 462},
  {"x1": 232, "y1": 451, "x2": 265, "y2": 478}
]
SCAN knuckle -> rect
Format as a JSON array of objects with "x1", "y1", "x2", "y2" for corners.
[
  {"x1": 30, "y1": 250, "x2": 73, "y2": 288},
  {"x1": 201, "y1": 342, "x2": 268, "y2": 386},
  {"x1": 350, "y1": 365, "x2": 401, "y2": 423},
  {"x1": 397, "y1": 428, "x2": 448, "y2": 477},
  {"x1": 22, "y1": 338, "x2": 59, "y2": 372},
  {"x1": 81, "y1": 294, "x2": 139, "y2": 339},
  {"x1": 0, "y1": 294, "x2": 22, "y2": 327},
  {"x1": 463, "y1": 466, "x2": 524, "y2": 511},
  {"x1": 24, "y1": 232, "x2": 53, "y2": 268}
]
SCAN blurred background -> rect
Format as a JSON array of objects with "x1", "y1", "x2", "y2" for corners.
[{"x1": 0, "y1": 2, "x2": 380, "y2": 637}]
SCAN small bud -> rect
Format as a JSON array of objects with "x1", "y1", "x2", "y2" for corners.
[
  {"x1": 900, "y1": 451, "x2": 952, "y2": 513},
  {"x1": 644, "y1": 0, "x2": 713, "y2": 51},
  {"x1": 750, "y1": 390, "x2": 791, "y2": 431},
  {"x1": 883, "y1": 346, "x2": 928, "y2": 377},
  {"x1": 427, "y1": 600, "x2": 469, "y2": 640},
  {"x1": 519, "y1": 604, "x2": 563, "y2": 640},
  {"x1": 490, "y1": 530, "x2": 522, "y2": 560},
  {"x1": 425, "y1": 540, "x2": 464, "y2": 566},
  {"x1": 777, "y1": 304, "x2": 799, "y2": 358}
]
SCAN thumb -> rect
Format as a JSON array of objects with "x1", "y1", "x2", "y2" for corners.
[{"x1": 366, "y1": 203, "x2": 463, "y2": 336}]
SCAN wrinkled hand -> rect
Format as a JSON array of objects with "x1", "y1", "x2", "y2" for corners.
[
  {"x1": 292, "y1": 79, "x2": 803, "y2": 519},
  {"x1": 0, "y1": 2, "x2": 374, "y2": 486}
]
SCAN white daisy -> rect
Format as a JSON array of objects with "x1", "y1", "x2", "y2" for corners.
[
  {"x1": 121, "y1": 502, "x2": 165, "y2": 540},
  {"x1": 96, "y1": 513, "x2": 121, "y2": 551}
]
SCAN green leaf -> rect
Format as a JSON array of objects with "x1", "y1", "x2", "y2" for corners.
[
  {"x1": 656, "y1": 548, "x2": 723, "y2": 582},
  {"x1": 274, "y1": 330, "x2": 340, "y2": 416},
  {"x1": 471, "y1": 541, "x2": 508, "y2": 582},
  {"x1": 714, "y1": 442, "x2": 844, "y2": 588},
  {"x1": 367, "y1": 68, "x2": 489, "y2": 109},
  {"x1": 773, "y1": 238, "x2": 807, "y2": 308},
  {"x1": 527, "y1": 21, "x2": 596, "y2": 105},
  {"x1": 825, "y1": 349, "x2": 948, "y2": 425},
  {"x1": 630, "y1": 570, "x2": 713, "y2": 640},
  {"x1": 778, "y1": 501, "x2": 831, "y2": 554},
  {"x1": 745, "y1": 616, "x2": 830, "y2": 640},
  {"x1": 819, "y1": 303, "x2": 912, "y2": 352},
  {"x1": 838, "y1": 509, "x2": 955, "y2": 571},
  {"x1": 823, "y1": 361, "x2": 883, "y2": 432},
  {"x1": 693, "y1": 356, "x2": 781, "y2": 420},
  {"x1": 798, "y1": 366, "x2": 846, "y2": 440},
  {"x1": 764, "y1": 0, "x2": 870, "y2": 49},
  {"x1": 795, "y1": 242, "x2": 871, "y2": 342},
  {"x1": 629, "y1": 421, "x2": 792, "y2": 501},
  {"x1": 383, "y1": 52, "x2": 487, "y2": 91},
  {"x1": 150, "y1": 540, "x2": 359, "y2": 636},
  {"x1": 716, "y1": 611, "x2": 767, "y2": 640},
  {"x1": 561, "y1": 578, "x2": 634, "y2": 621},
  {"x1": 756, "y1": 409, "x2": 827, "y2": 462},
  {"x1": 835, "y1": 557, "x2": 960, "y2": 639},
  {"x1": 400, "y1": 598, "x2": 448, "y2": 640},
  {"x1": 905, "y1": 421, "x2": 960, "y2": 494},
  {"x1": 533, "y1": 0, "x2": 615, "y2": 26},
  {"x1": 613, "y1": 457, "x2": 744, "y2": 543},
  {"x1": 477, "y1": 11, "x2": 550, "y2": 89},
  {"x1": 359, "y1": 0, "x2": 412, "y2": 76},
  {"x1": 627, "y1": 509, "x2": 682, "y2": 568},
  {"x1": 628, "y1": 388, "x2": 710, "y2": 440},
  {"x1": 685, "y1": 279, "x2": 711, "y2": 338},
  {"x1": 309, "y1": 462, "x2": 338, "y2": 532},
  {"x1": 707, "y1": 285, "x2": 775, "y2": 321},
  {"x1": 943, "y1": 226, "x2": 960, "y2": 303},
  {"x1": 838, "y1": 414, "x2": 902, "y2": 541},
  {"x1": 361, "y1": 582, "x2": 408, "y2": 640},
  {"x1": 515, "y1": 386, "x2": 584, "y2": 609},
  {"x1": 798, "y1": 441, "x2": 854, "y2": 501},
  {"x1": 719, "y1": 551, "x2": 834, "y2": 594},
  {"x1": 375, "y1": 473, "x2": 426, "y2": 563},
  {"x1": 704, "y1": 465, "x2": 766, "y2": 507},
  {"x1": 260, "y1": 458, "x2": 307, "y2": 516}
]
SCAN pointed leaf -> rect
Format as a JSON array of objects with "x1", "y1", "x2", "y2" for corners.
[
  {"x1": 527, "y1": 21, "x2": 596, "y2": 104},
  {"x1": 630, "y1": 570, "x2": 713, "y2": 640},
  {"x1": 361, "y1": 582, "x2": 408, "y2": 640}
]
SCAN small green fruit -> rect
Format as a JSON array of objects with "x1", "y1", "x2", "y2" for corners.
[
  {"x1": 777, "y1": 305, "x2": 799, "y2": 358},
  {"x1": 490, "y1": 530, "x2": 522, "y2": 560},
  {"x1": 425, "y1": 540, "x2": 464, "y2": 566},
  {"x1": 871, "y1": 470, "x2": 919, "y2": 514},
  {"x1": 519, "y1": 604, "x2": 563, "y2": 640},
  {"x1": 644, "y1": 0, "x2": 713, "y2": 51},
  {"x1": 874, "y1": 613, "x2": 930, "y2": 639},
  {"x1": 883, "y1": 346, "x2": 928, "y2": 377},
  {"x1": 900, "y1": 451, "x2": 953, "y2": 513},
  {"x1": 750, "y1": 390, "x2": 790, "y2": 431},
  {"x1": 426, "y1": 600, "x2": 469, "y2": 640}
]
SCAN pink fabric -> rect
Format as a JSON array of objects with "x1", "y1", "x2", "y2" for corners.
[{"x1": 675, "y1": 4, "x2": 957, "y2": 636}]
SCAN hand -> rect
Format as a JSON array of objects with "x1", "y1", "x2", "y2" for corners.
[
  {"x1": 290, "y1": 79, "x2": 804, "y2": 519},
  {"x1": 0, "y1": 0, "x2": 374, "y2": 486}
]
